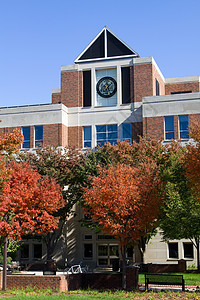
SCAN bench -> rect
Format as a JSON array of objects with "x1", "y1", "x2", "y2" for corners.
[{"x1": 145, "y1": 274, "x2": 185, "y2": 291}]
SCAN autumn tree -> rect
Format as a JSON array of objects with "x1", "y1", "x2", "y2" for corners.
[
  {"x1": 17, "y1": 147, "x2": 86, "y2": 260},
  {"x1": 0, "y1": 160, "x2": 63, "y2": 290},
  {"x1": 82, "y1": 162, "x2": 162, "y2": 289},
  {"x1": 81, "y1": 138, "x2": 181, "y2": 261},
  {"x1": 0, "y1": 130, "x2": 64, "y2": 290}
]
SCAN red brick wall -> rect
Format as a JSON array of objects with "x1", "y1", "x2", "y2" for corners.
[
  {"x1": 133, "y1": 63, "x2": 153, "y2": 103},
  {"x1": 68, "y1": 126, "x2": 82, "y2": 149},
  {"x1": 52, "y1": 93, "x2": 61, "y2": 104},
  {"x1": 165, "y1": 82, "x2": 200, "y2": 95},
  {"x1": 7, "y1": 275, "x2": 67, "y2": 293},
  {"x1": 190, "y1": 113, "x2": 200, "y2": 124},
  {"x1": 0, "y1": 127, "x2": 21, "y2": 137},
  {"x1": 152, "y1": 64, "x2": 165, "y2": 96},
  {"x1": 61, "y1": 71, "x2": 83, "y2": 107},
  {"x1": 4, "y1": 268, "x2": 139, "y2": 292},
  {"x1": 43, "y1": 124, "x2": 66, "y2": 147},
  {"x1": 143, "y1": 116, "x2": 164, "y2": 140}
]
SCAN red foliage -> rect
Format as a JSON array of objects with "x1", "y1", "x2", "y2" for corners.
[
  {"x1": 0, "y1": 161, "x2": 64, "y2": 239},
  {"x1": 0, "y1": 129, "x2": 23, "y2": 155},
  {"x1": 83, "y1": 163, "x2": 162, "y2": 246}
]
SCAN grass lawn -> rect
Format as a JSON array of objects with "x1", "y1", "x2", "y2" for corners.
[
  {"x1": 1, "y1": 289, "x2": 200, "y2": 299},
  {"x1": 139, "y1": 272, "x2": 200, "y2": 286}
]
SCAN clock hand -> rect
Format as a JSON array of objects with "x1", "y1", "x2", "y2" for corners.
[{"x1": 105, "y1": 84, "x2": 110, "y2": 94}]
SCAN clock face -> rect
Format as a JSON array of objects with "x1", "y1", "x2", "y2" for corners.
[{"x1": 96, "y1": 76, "x2": 117, "y2": 98}]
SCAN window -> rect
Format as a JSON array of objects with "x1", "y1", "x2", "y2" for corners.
[
  {"x1": 84, "y1": 235, "x2": 92, "y2": 240},
  {"x1": 96, "y1": 69, "x2": 117, "y2": 106},
  {"x1": 83, "y1": 126, "x2": 92, "y2": 148},
  {"x1": 33, "y1": 244, "x2": 42, "y2": 259},
  {"x1": 83, "y1": 70, "x2": 91, "y2": 107},
  {"x1": 20, "y1": 244, "x2": 29, "y2": 259},
  {"x1": 168, "y1": 243, "x2": 178, "y2": 259},
  {"x1": 121, "y1": 67, "x2": 131, "y2": 103},
  {"x1": 84, "y1": 244, "x2": 93, "y2": 258},
  {"x1": 98, "y1": 244, "x2": 119, "y2": 266},
  {"x1": 22, "y1": 127, "x2": 30, "y2": 148},
  {"x1": 122, "y1": 123, "x2": 131, "y2": 143},
  {"x1": 35, "y1": 126, "x2": 43, "y2": 148},
  {"x1": 171, "y1": 91, "x2": 192, "y2": 95},
  {"x1": 179, "y1": 115, "x2": 189, "y2": 139},
  {"x1": 183, "y1": 243, "x2": 193, "y2": 259},
  {"x1": 165, "y1": 116, "x2": 174, "y2": 140},
  {"x1": 96, "y1": 124, "x2": 118, "y2": 146},
  {"x1": 156, "y1": 79, "x2": 160, "y2": 96}
]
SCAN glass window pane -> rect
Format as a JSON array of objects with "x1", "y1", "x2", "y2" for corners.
[
  {"x1": 84, "y1": 244, "x2": 93, "y2": 258},
  {"x1": 35, "y1": 126, "x2": 43, "y2": 141},
  {"x1": 168, "y1": 243, "x2": 178, "y2": 259},
  {"x1": 33, "y1": 244, "x2": 42, "y2": 259},
  {"x1": 96, "y1": 125, "x2": 106, "y2": 133},
  {"x1": 22, "y1": 127, "x2": 30, "y2": 141},
  {"x1": 122, "y1": 123, "x2": 131, "y2": 141},
  {"x1": 98, "y1": 245, "x2": 108, "y2": 256},
  {"x1": 179, "y1": 115, "x2": 189, "y2": 131},
  {"x1": 180, "y1": 131, "x2": 189, "y2": 139},
  {"x1": 165, "y1": 116, "x2": 174, "y2": 132},
  {"x1": 20, "y1": 244, "x2": 29, "y2": 259},
  {"x1": 184, "y1": 243, "x2": 193, "y2": 259},
  {"x1": 165, "y1": 116, "x2": 174, "y2": 140},
  {"x1": 108, "y1": 132, "x2": 118, "y2": 139},
  {"x1": 108, "y1": 124, "x2": 117, "y2": 132},
  {"x1": 166, "y1": 132, "x2": 174, "y2": 140},
  {"x1": 84, "y1": 141, "x2": 91, "y2": 148},
  {"x1": 97, "y1": 133, "x2": 106, "y2": 140},
  {"x1": 83, "y1": 126, "x2": 92, "y2": 148},
  {"x1": 84, "y1": 127, "x2": 91, "y2": 140}
]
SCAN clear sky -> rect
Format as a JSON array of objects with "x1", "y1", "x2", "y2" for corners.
[{"x1": 1, "y1": 0, "x2": 200, "y2": 107}]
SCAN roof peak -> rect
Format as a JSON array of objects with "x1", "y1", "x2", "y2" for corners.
[{"x1": 75, "y1": 27, "x2": 139, "y2": 63}]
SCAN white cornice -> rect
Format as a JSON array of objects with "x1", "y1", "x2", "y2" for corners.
[{"x1": 165, "y1": 76, "x2": 200, "y2": 84}]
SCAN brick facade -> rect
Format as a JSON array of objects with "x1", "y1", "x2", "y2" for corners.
[
  {"x1": 152, "y1": 64, "x2": 165, "y2": 96},
  {"x1": 68, "y1": 126, "x2": 82, "y2": 149},
  {"x1": 143, "y1": 116, "x2": 164, "y2": 140},
  {"x1": 52, "y1": 93, "x2": 61, "y2": 104},
  {"x1": 61, "y1": 71, "x2": 83, "y2": 107},
  {"x1": 133, "y1": 63, "x2": 153, "y2": 102},
  {"x1": 165, "y1": 81, "x2": 200, "y2": 95}
]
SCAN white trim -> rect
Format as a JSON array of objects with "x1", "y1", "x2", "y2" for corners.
[
  {"x1": 52, "y1": 88, "x2": 61, "y2": 94},
  {"x1": 74, "y1": 26, "x2": 139, "y2": 63},
  {"x1": 165, "y1": 76, "x2": 200, "y2": 84},
  {"x1": 74, "y1": 27, "x2": 105, "y2": 63}
]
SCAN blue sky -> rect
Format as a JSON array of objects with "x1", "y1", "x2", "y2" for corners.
[{"x1": 1, "y1": 0, "x2": 200, "y2": 107}]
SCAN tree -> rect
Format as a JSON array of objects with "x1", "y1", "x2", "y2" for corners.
[
  {"x1": 17, "y1": 147, "x2": 86, "y2": 260},
  {"x1": 82, "y1": 163, "x2": 162, "y2": 289},
  {"x1": 184, "y1": 121, "x2": 200, "y2": 202},
  {"x1": 159, "y1": 153, "x2": 200, "y2": 271},
  {"x1": 0, "y1": 160, "x2": 63, "y2": 290},
  {"x1": 81, "y1": 139, "x2": 179, "y2": 262}
]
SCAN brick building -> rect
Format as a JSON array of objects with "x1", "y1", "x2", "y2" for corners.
[{"x1": 1, "y1": 27, "x2": 200, "y2": 269}]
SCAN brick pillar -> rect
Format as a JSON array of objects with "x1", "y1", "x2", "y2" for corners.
[
  {"x1": 0, "y1": 271, "x2": 2, "y2": 289},
  {"x1": 178, "y1": 260, "x2": 186, "y2": 272},
  {"x1": 126, "y1": 266, "x2": 139, "y2": 290}
]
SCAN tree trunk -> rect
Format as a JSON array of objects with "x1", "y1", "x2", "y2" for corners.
[
  {"x1": 121, "y1": 245, "x2": 126, "y2": 290},
  {"x1": 2, "y1": 237, "x2": 7, "y2": 291},
  {"x1": 196, "y1": 239, "x2": 200, "y2": 272}
]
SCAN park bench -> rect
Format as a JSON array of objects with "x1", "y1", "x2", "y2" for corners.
[{"x1": 145, "y1": 273, "x2": 185, "y2": 291}]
